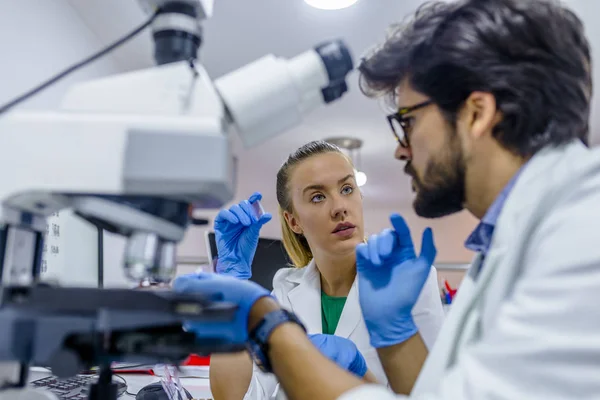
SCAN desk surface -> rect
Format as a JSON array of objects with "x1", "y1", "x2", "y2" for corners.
[
  {"x1": 28, "y1": 368, "x2": 214, "y2": 400},
  {"x1": 121, "y1": 375, "x2": 213, "y2": 400}
]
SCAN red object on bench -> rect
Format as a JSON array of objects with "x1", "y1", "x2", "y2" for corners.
[
  {"x1": 183, "y1": 354, "x2": 211, "y2": 366},
  {"x1": 444, "y1": 280, "x2": 458, "y2": 300}
]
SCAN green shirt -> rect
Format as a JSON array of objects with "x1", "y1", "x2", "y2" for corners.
[{"x1": 321, "y1": 291, "x2": 347, "y2": 334}]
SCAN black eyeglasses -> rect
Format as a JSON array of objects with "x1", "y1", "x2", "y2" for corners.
[{"x1": 386, "y1": 100, "x2": 434, "y2": 147}]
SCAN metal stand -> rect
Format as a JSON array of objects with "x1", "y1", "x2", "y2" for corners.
[{"x1": 88, "y1": 365, "x2": 117, "y2": 400}]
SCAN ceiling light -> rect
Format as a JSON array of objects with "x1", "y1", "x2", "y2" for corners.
[
  {"x1": 355, "y1": 170, "x2": 367, "y2": 187},
  {"x1": 324, "y1": 136, "x2": 368, "y2": 186},
  {"x1": 304, "y1": 0, "x2": 359, "y2": 10}
]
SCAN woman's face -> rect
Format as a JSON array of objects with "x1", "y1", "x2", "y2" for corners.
[{"x1": 284, "y1": 152, "x2": 365, "y2": 259}]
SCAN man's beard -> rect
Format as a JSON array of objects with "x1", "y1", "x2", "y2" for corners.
[{"x1": 405, "y1": 133, "x2": 466, "y2": 219}]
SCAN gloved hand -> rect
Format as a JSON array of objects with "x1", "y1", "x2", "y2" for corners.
[
  {"x1": 173, "y1": 272, "x2": 271, "y2": 345},
  {"x1": 356, "y1": 213, "x2": 436, "y2": 348},
  {"x1": 308, "y1": 334, "x2": 367, "y2": 378},
  {"x1": 215, "y1": 192, "x2": 272, "y2": 279}
]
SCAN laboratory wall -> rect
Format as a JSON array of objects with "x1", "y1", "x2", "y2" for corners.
[
  {"x1": 178, "y1": 206, "x2": 477, "y2": 262},
  {"x1": 0, "y1": 0, "x2": 122, "y2": 286},
  {"x1": 0, "y1": 1, "x2": 121, "y2": 109},
  {"x1": 177, "y1": 204, "x2": 472, "y2": 292}
]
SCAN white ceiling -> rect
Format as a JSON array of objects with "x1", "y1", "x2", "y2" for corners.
[{"x1": 66, "y1": 0, "x2": 600, "y2": 262}]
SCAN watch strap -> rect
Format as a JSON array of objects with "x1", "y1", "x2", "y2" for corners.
[{"x1": 247, "y1": 309, "x2": 306, "y2": 373}]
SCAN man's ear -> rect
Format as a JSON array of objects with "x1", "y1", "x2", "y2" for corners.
[
  {"x1": 283, "y1": 210, "x2": 303, "y2": 235},
  {"x1": 462, "y1": 91, "x2": 501, "y2": 140}
]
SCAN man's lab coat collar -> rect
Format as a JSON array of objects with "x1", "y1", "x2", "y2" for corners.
[
  {"x1": 286, "y1": 259, "x2": 361, "y2": 338},
  {"x1": 468, "y1": 141, "x2": 583, "y2": 288}
]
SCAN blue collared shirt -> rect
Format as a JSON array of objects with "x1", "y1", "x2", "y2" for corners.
[{"x1": 464, "y1": 167, "x2": 526, "y2": 259}]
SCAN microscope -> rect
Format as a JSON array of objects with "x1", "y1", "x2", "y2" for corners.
[{"x1": 0, "y1": 1, "x2": 353, "y2": 399}]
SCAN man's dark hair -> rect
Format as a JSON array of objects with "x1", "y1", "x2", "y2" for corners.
[{"x1": 358, "y1": 0, "x2": 592, "y2": 157}]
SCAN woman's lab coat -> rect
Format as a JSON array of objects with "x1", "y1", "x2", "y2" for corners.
[
  {"x1": 244, "y1": 259, "x2": 445, "y2": 399},
  {"x1": 339, "y1": 139, "x2": 600, "y2": 399}
]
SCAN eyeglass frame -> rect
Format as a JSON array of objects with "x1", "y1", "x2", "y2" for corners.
[{"x1": 386, "y1": 100, "x2": 434, "y2": 148}]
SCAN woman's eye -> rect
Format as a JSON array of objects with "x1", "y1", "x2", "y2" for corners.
[
  {"x1": 341, "y1": 185, "x2": 354, "y2": 195},
  {"x1": 311, "y1": 194, "x2": 325, "y2": 203}
]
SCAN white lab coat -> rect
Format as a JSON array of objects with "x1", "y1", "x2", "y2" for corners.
[
  {"x1": 339, "y1": 140, "x2": 600, "y2": 400},
  {"x1": 244, "y1": 259, "x2": 445, "y2": 399}
]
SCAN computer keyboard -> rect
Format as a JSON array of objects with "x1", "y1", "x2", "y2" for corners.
[{"x1": 30, "y1": 375, "x2": 127, "y2": 400}]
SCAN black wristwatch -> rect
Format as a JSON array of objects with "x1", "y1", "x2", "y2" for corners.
[{"x1": 246, "y1": 309, "x2": 306, "y2": 373}]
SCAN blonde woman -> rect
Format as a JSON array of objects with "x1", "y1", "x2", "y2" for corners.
[{"x1": 209, "y1": 141, "x2": 444, "y2": 400}]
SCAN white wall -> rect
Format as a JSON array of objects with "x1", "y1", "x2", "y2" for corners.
[
  {"x1": 0, "y1": 0, "x2": 121, "y2": 109},
  {"x1": 0, "y1": 0, "x2": 123, "y2": 286}
]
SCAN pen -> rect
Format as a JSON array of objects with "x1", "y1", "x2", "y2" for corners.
[{"x1": 444, "y1": 280, "x2": 457, "y2": 300}]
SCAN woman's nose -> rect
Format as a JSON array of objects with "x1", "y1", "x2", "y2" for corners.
[{"x1": 330, "y1": 197, "x2": 348, "y2": 219}]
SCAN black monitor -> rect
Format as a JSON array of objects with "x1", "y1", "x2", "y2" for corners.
[{"x1": 205, "y1": 232, "x2": 292, "y2": 291}]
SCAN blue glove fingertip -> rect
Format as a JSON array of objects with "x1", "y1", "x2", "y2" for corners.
[
  {"x1": 172, "y1": 275, "x2": 201, "y2": 292},
  {"x1": 349, "y1": 351, "x2": 368, "y2": 377},
  {"x1": 240, "y1": 200, "x2": 258, "y2": 224},
  {"x1": 378, "y1": 228, "x2": 395, "y2": 258},
  {"x1": 420, "y1": 227, "x2": 437, "y2": 265},
  {"x1": 173, "y1": 272, "x2": 217, "y2": 291},
  {"x1": 367, "y1": 235, "x2": 382, "y2": 266},
  {"x1": 230, "y1": 204, "x2": 252, "y2": 226},
  {"x1": 258, "y1": 212, "x2": 272, "y2": 226},
  {"x1": 308, "y1": 333, "x2": 326, "y2": 348},
  {"x1": 248, "y1": 192, "x2": 263, "y2": 204},
  {"x1": 390, "y1": 214, "x2": 412, "y2": 246},
  {"x1": 215, "y1": 209, "x2": 239, "y2": 225},
  {"x1": 172, "y1": 277, "x2": 191, "y2": 292},
  {"x1": 389, "y1": 213, "x2": 404, "y2": 225}
]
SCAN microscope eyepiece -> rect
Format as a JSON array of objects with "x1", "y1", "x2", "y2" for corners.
[
  {"x1": 314, "y1": 40, "x2": 354, "y2": 104},
  {"x1": 160, "y1": 1, "x2": 197, "y2": 16},
  {"x1": 315, "y1": 40, "x2": 354, "y2": 84},
  {"x1": 152, "y1": 1, "x2": 202, "y2": 65}
]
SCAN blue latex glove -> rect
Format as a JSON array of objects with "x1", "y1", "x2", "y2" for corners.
[
  {"x1": 173, "y1": 272, "x2": 270, "y2": 345},
  {"x1": 308, "y1": 334, "x2": 368, "y2": 378},
  {"x1": 215, "y1": 192, "x2": 272, "y2": 279},
  {"x1": 356, "y1": 213, "x2": 437, "y2": 348}
]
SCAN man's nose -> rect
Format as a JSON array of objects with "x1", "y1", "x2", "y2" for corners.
[{"x1": 395, "y1": 144, "x2": 412, "y2": 161}]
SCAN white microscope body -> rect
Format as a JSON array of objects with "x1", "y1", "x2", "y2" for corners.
[
  {"x1": 0, "y1": 0, "x2": 353, "y2": 397},
  {"x1": 0, "y1": 0, "x2": 352, "y2": 286}
]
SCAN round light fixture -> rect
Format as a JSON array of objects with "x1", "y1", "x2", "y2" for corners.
[
  {"x1": 355, "y1": 170, "x2": 368, "y2": 187},
  {"x1": 325, "y1": 136, "x2": 368, "y2": 187},
  {"x1": 304, "y1": 0, "x2": 359, "y2": 10}
]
